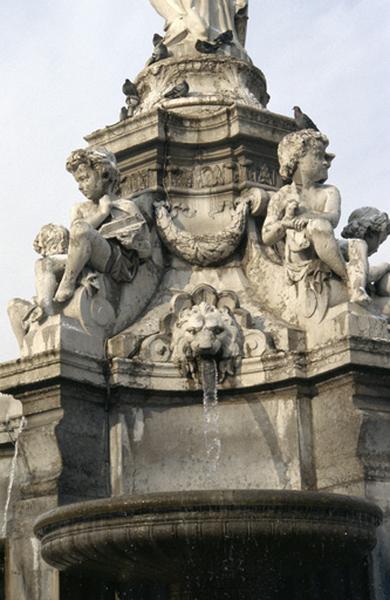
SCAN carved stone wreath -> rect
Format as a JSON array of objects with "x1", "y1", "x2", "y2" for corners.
[{"x1": 155, "y1": 201, "x2": 248, "y2": 266}]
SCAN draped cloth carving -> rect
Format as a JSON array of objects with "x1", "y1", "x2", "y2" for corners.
[{"x1": 149, "y1": 0, "x2": 248, "y2": 46}]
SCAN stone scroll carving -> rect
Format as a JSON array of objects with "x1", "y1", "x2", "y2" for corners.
[
  {"x1": 155, "y1": 200, "x2": 248, "y2": 266},
  {"x1": 136, "y1": 285, "x2": 271, "y2": 382}
]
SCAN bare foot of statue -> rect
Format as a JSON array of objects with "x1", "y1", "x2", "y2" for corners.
[
  {"x1": 349, "y1": 287, "x2": 372, "y2": 306},
  {"x1": 54, "y1": 278, "x2": 76, "y2": 304}
]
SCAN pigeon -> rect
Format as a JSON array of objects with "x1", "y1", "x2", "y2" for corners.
[
  {"x1": 147, "y1": 33, "x2": 169, "y2": 65},
  {"x1": 195, "y1": 39, "x2": 218, "y2": 54},
  {"x1": 293, "y1": 106, "x2": 319, "y2": 131},
  {"x1": 196, "y1": 30, "x2": 234, "y2": 54},
  {"x1": 164, "y1": 80, "x2": 190, "y2": 100},
  {"x1": 215, "y1": 30, "x2": 234, "y2": 46},
  {"x1": 119, "y1": 106, "x2": 128, "y2": 121},
  {"x1": 153, "y1": 33, "x2": 163, "y2": 46},
  {"x1": 122, "y1": 78, "x2": 138, "y2": 98}
]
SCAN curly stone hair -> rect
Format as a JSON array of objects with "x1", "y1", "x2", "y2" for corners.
[
  {"x1": 341, "y1": 207, "x2": 390, "y2": 240},
  {"x1": 33, "y1": 224, "x2": 69, "y2": 257},
  {"x1": 278, "y1": 130, "x2": 330, "y2": 181},
  {"x1": 66, "y1": 147, "x2": 120, "y2": 194}
]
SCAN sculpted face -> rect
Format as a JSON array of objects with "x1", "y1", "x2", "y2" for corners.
[
  {"x1": 181, "y1": 307, "x2": 226, "y2": 357},
  {"x1": 296, "y1": 142, "x2": 334, "y2": 185},
  {"x1": 171, "y1": 301, "x2": 243, "y2": 380},
  {"x1": 74, "y1": 164, "x2": 106, "y2": 202}
]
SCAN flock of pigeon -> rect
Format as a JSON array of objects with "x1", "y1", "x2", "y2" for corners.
[{"x1": 120, "y1": 32, "x2": 320, "y2": 133}]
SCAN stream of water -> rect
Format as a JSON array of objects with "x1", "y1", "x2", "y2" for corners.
[
  {"x1": 31, "y1": 536, "x2": 41, "y2": 598},
  {"x1": 1, "y1": 416, "x2": 27, "y2": 538},
  {"x1": 199, "y1": 359, "x2": 221, "y2": 476}
]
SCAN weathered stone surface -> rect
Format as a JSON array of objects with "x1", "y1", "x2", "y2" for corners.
[
  {"x1": 109, "y1": 388, "x2": 301, "y2": 494},
  {"x1": 2, "y1": 1, "x2": 390, "y2": 598}
]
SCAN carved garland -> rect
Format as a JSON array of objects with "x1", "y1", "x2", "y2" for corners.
[{"x1": 155, "y1": 201, "x2": 248, "y2": 266}]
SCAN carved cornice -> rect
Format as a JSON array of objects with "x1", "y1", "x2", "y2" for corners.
[{"x1": 85, "y1": 105, "x2": 295, "y2": 154}]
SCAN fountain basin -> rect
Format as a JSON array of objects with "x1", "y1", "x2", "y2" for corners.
[{"x1": 35, "y1": 489, "x2": 382, "y2": 589}]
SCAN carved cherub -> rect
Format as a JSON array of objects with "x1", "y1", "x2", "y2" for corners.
[
  {"x1": 54, "y1": 147, "x2": 151, "y2": 304},
  {"x1": 8, "y1": 224, "x2": 69, "y2": 347},
  {"x1": 262, "y1": 129, "x2": 367, "y2": 305},
  {"x1": 341, "y1": 207, "x2": 390, "y2": 302},
  {"x1": 33, "y1": 224, "x2": 69, "y2": 316}
]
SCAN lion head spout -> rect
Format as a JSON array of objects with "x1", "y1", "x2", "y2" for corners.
[{"x1": 171, "y1": 301, "x2": 243, "y2": 382}]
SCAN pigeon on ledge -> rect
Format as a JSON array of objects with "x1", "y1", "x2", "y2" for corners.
[
  {"x1": 122, "y1": 79, "x2": 138, "y2": 98},
  {"x1": 147, "y1": 34, "x2": 169, "y2": 65},
  {"x1": 196, "y1": 30, "x2": 234, "y2": 54},
  {"x1": 293, "y1": 106, "x2": 319, "y2": 131},
  {"x1": 119, "y1": 106, "x2": 128, "y2": 121},
  {"x1": 164, "y1": 80, "x2": 190, "y2": 99},
  {"x1": 121, "y1": 79, "x2": 139, "y2": 118}
]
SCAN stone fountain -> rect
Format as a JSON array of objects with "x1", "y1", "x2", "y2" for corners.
[{"x1": 1, "y1": 1, "x2": 390, "y2": 599}]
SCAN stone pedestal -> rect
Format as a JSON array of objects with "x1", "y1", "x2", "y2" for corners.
[
  {"x1": 86, "y1": 104, "x2": 294, "y2": 201},
  {"x1": 1, "y1": 325, "x2": 390, "y2": 598},
  {"x1": 0, "y1": 353, "x2": 109, "y2": 600}
]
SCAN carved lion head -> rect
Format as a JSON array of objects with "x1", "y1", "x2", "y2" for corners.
[{"x1": 171, "y1": 301, "x2": 243, "y2": 382}]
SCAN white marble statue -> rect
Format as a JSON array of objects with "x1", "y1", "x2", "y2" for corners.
[
  {"x1": 341, "y1": 207, "x2": 390, "y2": 313},
  {"x1": 54, "y1": 147, "x2": 151, "y2": 304},
  {"x1": 149, "y1": 0, "x2": 248, "y2": 47},
  {"x1": 262, "y1": 129, "x2": 380, "y2": 310},
  {"x1": 8, "y1": 148, "x2": 156, "y2": 353}
]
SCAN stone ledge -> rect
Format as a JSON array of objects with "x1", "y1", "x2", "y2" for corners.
[{"x1": 0, "y1": 350, "x2": 105, "y2": 394}]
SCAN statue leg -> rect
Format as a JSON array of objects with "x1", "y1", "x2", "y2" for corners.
[
  {"x1": 35, "y1": 256, "x2": 67, "y2": 315},
  {"x1": 345, "y1": 239, "x2": 372, "y2": 305},
  {"x1": 54, "y1": 222, "x2": 111, "y2": 304},
  {"x1": 7, "y1": 299, "x2": 34, "y2": 349},
  {"x1": 306, "y1": 219, "x2": 348, "y2": 279}
]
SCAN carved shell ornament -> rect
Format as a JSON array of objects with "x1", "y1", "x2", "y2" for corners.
[{"x1": 154, "y1": 200, "x2": 248, "y2": 266}]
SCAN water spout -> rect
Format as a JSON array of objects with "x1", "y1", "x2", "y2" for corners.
[
  {"x1": 199, "y1": 358, "x2": 221, "y2": 476},
  {"x1": 1, "y1": 416, "x2": 27, "y2": 538}
]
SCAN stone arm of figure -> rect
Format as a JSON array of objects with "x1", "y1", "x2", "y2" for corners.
[
  {"x1": 302, "y1": 186, "x2": 342, "y2": 229},
  {"x1": 262, "y1": 189, "x2": 302, "y2": 245},
  {"x1": 70, "y1": 196, "x2": 113, "y2": 230},
  {"x1": 369, "y1": 263, "x2": 390, "y2": 283},
  {"x1": 150, "y1": 0, "x2": 186, "y2": 20}
]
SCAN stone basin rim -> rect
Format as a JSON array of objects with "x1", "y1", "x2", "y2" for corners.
[{"x1": 34, "y1": 489, "x2": 382, "y2": 538}]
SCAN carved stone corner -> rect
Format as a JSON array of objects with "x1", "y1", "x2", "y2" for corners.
[
  {"x1": 9, "y1": 276, "x2": 118, "y2": 360},
  {"x1": 306, "y1": 302, "x2": 390, "y2": 350}
]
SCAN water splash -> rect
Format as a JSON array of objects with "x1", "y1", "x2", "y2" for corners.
[
  {"x1": 1, "y1": 416, "x2": 27, "y2": 538},
  {"x1": 199, "y1": 358, "x2": 221, "y2": 475},
  {"x1": 31, "y1": 536, "x2": 41, "y2": 598}
]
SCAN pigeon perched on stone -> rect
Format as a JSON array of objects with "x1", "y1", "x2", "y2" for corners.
[
  {"x1": 119, "y1": 106, "x2": 128, "y2": 121},
  {"x1": 121, "y1": 79, "x2": 139, "y2": 118},
  {"x1": 293, "y1": 106, "x2": 319, "y2": 131},
  {"x1": 147, "y1": 33, "x2": 169, "y2": 65},
  {"x1": 122, "y1": 78, "x2": 138, "y2": 98},
  {"x1": 215, "y1": 30, "x2": 234, "y2": 46},
  {"x1": 196, "y1": 30, "x2": 234, "y2": 54},
  {"x1": 164, "y1": 80, "x2": 190, "y2": 100}
]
